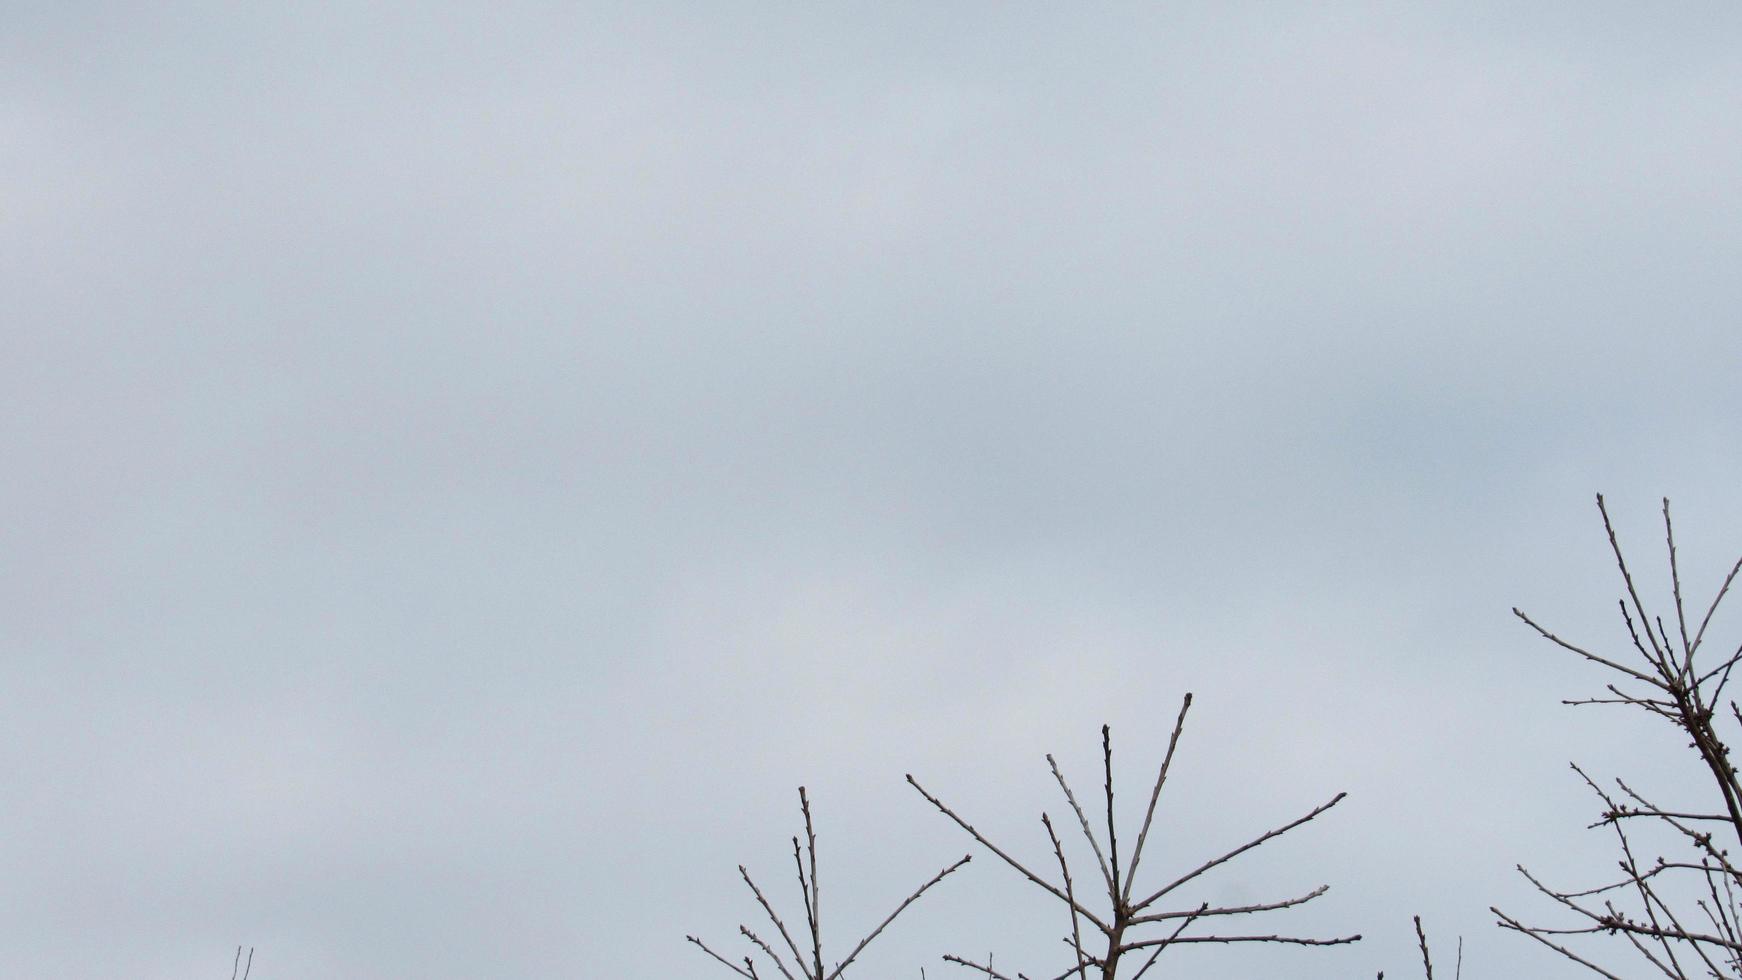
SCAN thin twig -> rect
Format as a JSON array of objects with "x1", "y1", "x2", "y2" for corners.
[
  {"x1": 1493, "y1": 906, "x2": 1629, "y2": 980},
  {"x1": 689, "y1": 936, "x2": 756, "y2": 979},
  {"x1": 1512, "y1": 607, "x2": 1667, "y2": 690},
  {"x1": 1127, "y1": 886, "x2": 1328, "y2": 926},
  {"x1": 801, "y1": 787, "x2": 822, "y2": 979},
  {"x1": 741, "y1": 926, "x2": 800, "y2": 980},
  {"x1": 1042, "y1": 812, "x2": 1089, "y2": 980},
  {"x1": 907, "y1": 774, "x2": 1111, "y2": 935},
  {"x1": 1128, "y1": 902, "x2": 1206, "y2": 980},
  {"x1": 823, "y1": 854, "x2": 972, "y2": 980},
  {"x1": 741, "y1": 865, "x2": 809, "y2": 974},
  {"x1": 1122, "y1": 694, "x2": 1192, "y2": 907},
  {"x1": 941, "y1": 954, "x2": 1017, "y2": 980},
  {"x1": 1046, "y1": 754, "x2": 1116, "y2": 900},
  {"x1": 1131, "y1": 793, "x2": 1348, "y2": 912},
  {"x1": 1103, "y1": 725, "x2": 1122, "y2": 905}
]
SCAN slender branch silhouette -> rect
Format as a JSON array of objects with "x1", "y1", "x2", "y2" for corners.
[
  {"x1": 689, "y1": 787, "x2": 970, "y2": 979},
  {"x1": 910, "y1": 698, "x2": 1360, "y2": 978},
  {"x1": 1495, "y1": 496, "x2": 1742, "y2": 978}
]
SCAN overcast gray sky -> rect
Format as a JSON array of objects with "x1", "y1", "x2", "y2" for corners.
[{"x1": 6, "y1": 2, "x2": 1742, "y2": 977}]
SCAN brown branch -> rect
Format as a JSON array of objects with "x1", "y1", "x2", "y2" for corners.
[
  {"x1": 1692, "y1": 552, "x2": 1742, "y2": 659},
  {"x1": 1046, "y1": 754, "x2": 1116, "y2": 901},
  {"x1": 1102, "y1": 725, "x2": 1122, "y2": 905},
  {"x1": 1131, "y1": 792, "x2": 1348, "y2": 912},
  {"x1": 1128, "y1": 885, "x2": 1328, "y2": 925},
  {"x1": 741, "y1": 865, "x2": 809, "y2": 975},
  {"x1": 741, "y1": 926, "x2": 801, "y2": 980},
  {"x1": 1502, "y1": 498, "x2": 1742, "y2": 976},
  {"x1": 1512, "y1": 607, "x2": 1668, "y2": 690},
  {"x1": 800, "y1": 787, "x2": 822, "y2": 979},
  {"x1": 1667, "y1": 499, "x2": 1694, "y2": 679},
  {"x1": 941, "y1": 954, "x2": 1017, "y2": 980},
  {"x1": 793, "y1": 841, "x2": 816, "y2": 973},
  {"x1": 1493, "y1": 907, "x2": 1628, "y2": 980},
  {"x1": 1122, "y1": 694, "x2": 1191, "y2": 907},
  {"x1": 1117, "y1": 931, "x2": 1362, "y2": 951},
  {"x1": 907, "y1": 774, "x2": 1112, "y2": 935},
  {"x1": 1042, "y1": 813, "x2": 1089, "y2": 980},
  {"x1": 695, "y1": 788, "x2": 967, "y2": 980},
  {"x1": 1693, "y1": 644, "x2": 1742, "y2": 692},
  {"x1": 1598, "y1": 808, "x2": 1735, "y2": 824},
  {"x1": 919, "y1": 712, "x2": 1356, "y2": 978},
  {"x1": 823, "y1": 854, "x2": 972, "y2": 980},
  {"x1": 1599, "y1": 493, "x2": 1671, "y2": 671},
  {"x1": 689, "y1": 935, "x2": 757, "y2": 979},
  {"x1": 1128, "y1": 902, "x2": 1206, "y2": 980}
]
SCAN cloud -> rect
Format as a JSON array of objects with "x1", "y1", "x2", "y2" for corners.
[{"x1": 5, "y1": 3, "x2": 1742, "y2": 977}]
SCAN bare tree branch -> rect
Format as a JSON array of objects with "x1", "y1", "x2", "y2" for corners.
[
  {"x1": 1503, "y1": 495, "x2": 1742, "y2": 978},
  {"x1": 824, "y1": 854, "x2": 972, "y2": 980},
  {"x1": 927, "y1": 709, "x2": 1358, "y2": 978},
  {"x1": 1047, "y1": 754, "x2": 1115, "y2": 901},
  {"x1": 690, "y1": 935, "x2": 757, "y2": 979},
  {"x1": 1121, "y1": 695, "x2": 1191, "y2": 908},
  {"x1": 693, "y1": 788, "x2": 969, "y2": 979},
  {"x1": 1043, "y1": 812, "x2": 1090, "y2": 980},
  {"x1": 908, "y1": 774, "x2": 1112, "y2": 936},
  {"x1": 1130, "y1": 792, "x2": 1347, "y2": 913}
]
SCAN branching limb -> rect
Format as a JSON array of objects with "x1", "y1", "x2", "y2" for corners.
[
  {"x1": 689, "y1": 935, "x2": 757, "y2": 979},
  {"x1": 1131, "y1": 792, "x2": 1347, "y2": 912},
  {"x1": 941, "y1": 954, "x2": 1018, "y2": 980},
  {"x1": 919, "y1": 709, "x2": 1357, "y2": 978},
  {"x1": 1042, "y1": 812, "x2": 1089, "y2": 980},
  {"x1": 907, "y1": 774, "x2": 1112, "y2": 935},
  {"x1": 1116, "y1": 931, "x2": 1362, "y2": 951},
  {"x1": 823, "y1": 854, "x2": 973, "y2": 980},
  {"x1": 1493, "y1": 907, "x2": 1629, "y2": 980},
  {"x1": 1121, "y1": 694, "x2": 1191, "y2": 907},
  {"x1": 1102, "y1": 726, "x2": 1123, "y2": 904},
  {"x1": 741, "y1": 865, "x2": 809, "y2": 974},
  {"x1": 1128, "y1": 885, "x2": 1328, "y2": 926},
  {"x1": 1505, "y1": 496, "x2": 1742, "y2": 977},
  {"x1": 1127, "y1": 902, "x2": 1205, "y2": 980},
  {"x1": 741, "y1": 926, "x2": 801, "y2": 980},
  {"x1": 1046, "y1": 754, "x2": 1115, "y2": 901},
  {"x1": 693, "y1": 789, "x2": 969, "y2": 979},
  {"x1": 1512, "y1": 607, "x2": 1668, "y2": 690},
  {"x1": 800, "y1": 787, "x2": 823, "y2": 978}
]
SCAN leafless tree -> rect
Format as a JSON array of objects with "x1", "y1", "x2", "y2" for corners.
[
  {"x1": 907, "y1": 695, "x2": 1361, "y2": 979},
  {"x1": 688, "y1": 786, "x2": 972, "y2": 979},
  {"x1": 1493, "y1": 495, "x2": 1742, "y2": 977}
]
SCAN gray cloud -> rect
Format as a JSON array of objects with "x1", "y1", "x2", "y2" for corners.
[{"x1": 6, "y1": 3, "x2": 1742, "y2": 977}]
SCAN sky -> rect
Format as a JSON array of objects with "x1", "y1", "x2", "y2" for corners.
[{"x1": 6, "y1": 2, "x2": 1742, "y2": 977}]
